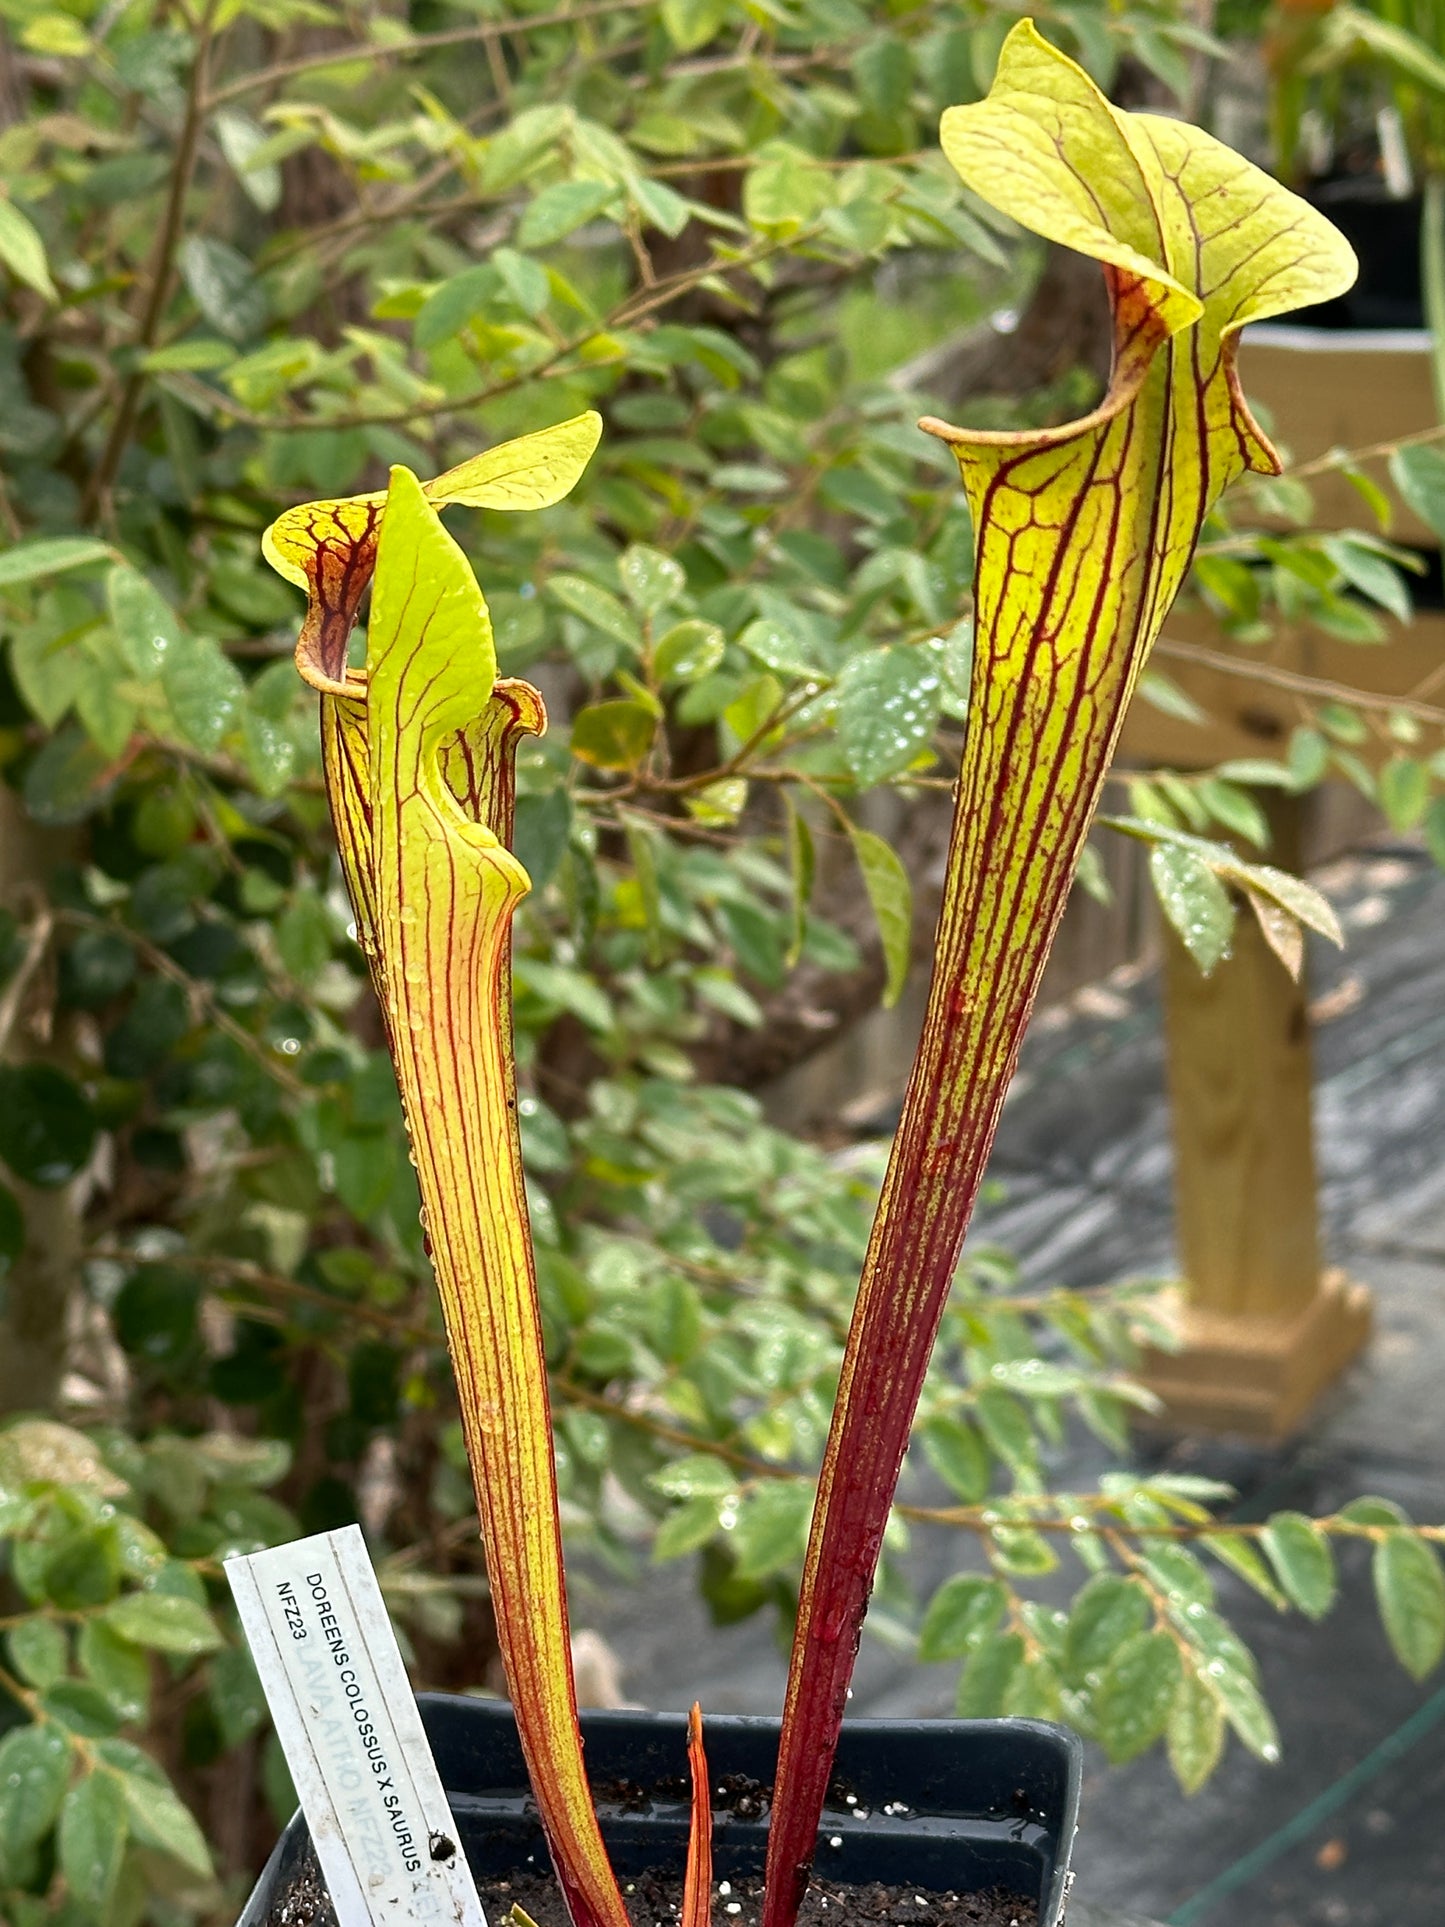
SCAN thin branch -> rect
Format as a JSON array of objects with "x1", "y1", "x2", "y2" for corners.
[
  {"x1": 230, "y1": 233, "x2": 789, "y2": 434},
  {"x1": 82, "y1": 0, "x2": 221, "y2": 524},
  {"x1": 56, "y1": 908, "x2": 308, "y2": 1096},
  {"x1": 205, "y1": 0, "x2": 648, "y2": 108},
  {"x1": 1284, "y1": 417, "x2": 1445, "y2": 482},
  {"x1": 0, "y1": 902, "x2": 54, "y2": 1057},
  {"x1": 1153, "y1": 635, "x2": 1445, "y2": 728}
]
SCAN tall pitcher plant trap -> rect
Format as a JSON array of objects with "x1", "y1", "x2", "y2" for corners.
[{"x1": 263, "y1": 23, "x2": 1354, "y2": 1927}]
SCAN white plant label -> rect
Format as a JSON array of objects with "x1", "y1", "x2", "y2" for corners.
[{"x1": 227, "y1": 1524, "x2": 488, "y2": 1927}]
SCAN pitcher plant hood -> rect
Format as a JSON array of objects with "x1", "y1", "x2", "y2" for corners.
[
  {"x1": 762, "y1": 27, "x2": 1356, "y2": 1927},
  {"x1": 262, "y1": 411, "x2": 603, "y2": 692}
]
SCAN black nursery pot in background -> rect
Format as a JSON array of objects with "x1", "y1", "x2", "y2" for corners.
[{"x1": 238, "y1": 1697, "x2": 1082, "y2": 1927}]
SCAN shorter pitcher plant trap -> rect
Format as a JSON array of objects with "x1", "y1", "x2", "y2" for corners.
[{"x1": 263, "y1": 22, "x2": 1356, "y2": 1927}]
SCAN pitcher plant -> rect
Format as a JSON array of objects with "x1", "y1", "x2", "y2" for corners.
[{"x1": 263, "y1": 24, "x2": 1355, "y2": 1927}]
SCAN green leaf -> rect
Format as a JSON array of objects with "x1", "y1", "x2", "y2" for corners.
[
  {"x1": 744, "y1": 142, "x2": 833, "y2": 236},
  {"x1": 619, "y1": 544, "x2": 685, "y2": 617},
  {"x1": 973, "y1": 1385, "x2": 1036, "y2": 1473},
  {"x1": 919, "y1": 1575, "x2": 1007, "y2": 1660},
  {"x1": 413, "y1": 266, "x2": 493, "y2": 351},
  {"x1": 1167, "y1": 1667, "x2": 1225, "y2": 1794},
  {"x1": 213, "y1": 108, "x2": 282, "y2": 213},
  {"x1": 836, "y1": 646, "x2": 942, "y2": 787},
  {"x1": 1261, "y1": 1512, "x2": 1337, "y2": 1621},
  {"x1": 1378, "y1": 756, "x2": 1429, "y2": 832},
  {"x1": 0, "y1": 199, "x2": 57, "y2": 301},
  {"x1": 1196, "y1": 777, "x2": 1267, "y2": 849},
  {"x1": 276, "y1": 889, "x2": 333, "y2": 980},
  {"x1": 43, "y1": 1527, "x2": 120, "y2": 1611},
  {"x1": 179, "y1": 234, "x2": 268, "y2": 341},
  {"x1": 1149, "y1": 842, "x2": 1234, "y2": 972},
  {"x1": 7, "y1": 1616, "x2": 67, "y2": 1690},
  {"x1": 660, "y1": 0, "x2": 728, "y2": 52},
  {"x1": 1426, "y1": 796, "x2": 1445, "y2": 872},
  {"x1": 1373, "y1": 1531, "x2": 1445, "y2": 1681},
  {"x1": 1339, "y1": 1495, "x2": 1410, "y2": 1528},
  {"x1": 1112, "y1": 818, "x2": 1344, "y2": 947},
  {"x1": 570, "y1": 701, "x2": 655, "y2": 772},
  {"x1": 107, "y1": 1756, "x2": 211, "y2": 1878},
  {"x1": 1062, "y1": 1574, "x2": 1150, "y2": 1684},
  {"x1": 1202, "y1": 1532, "x2": 1287, "y2": 1609},
  {"x1": 846, "y1": 826, "x2": 911, "y2": 1008},
  {"x1": 513, "y1": 790, "x2": 572, "y2": 890},
  {"x1": 1094, "y1": 1630, "x2": 1182, "y2": 1764},
  {"x1": 22, "y1": 726, "x2": 117, "y2": 825},
  {"x1": 0, "y1": 1724, "x2": 72, "y2": 1854},
  {"x1": 1322, "y1": 535, "x2": 1412, "y2": 622},
  {"x1": 990, "y1": 1525, "x2": 1058, "y2": 1576},
  {"x1": 954, "y1": 1630, "x2": 1024, "y2": 1715},
  {"x1": 209, "y1": 1646, "x2": 267, "y2": 1749},
  {"x1": 103, "y1": 1591, "x2": 223, "y2": 1656},
  {"x1": 75, "y1": 666, "x2": 136, "y2": 759},
  {"x1": 514, "y1": 960, "x2": 612, "y2": 1032},
  {"x1": 547, "y1": 574, "x2": 640, "y2": 651},
  {"x1": 241, "y1": 708, "x2": 296, "y2": 796},
  {"x1": 58, "y1": 1770, "x2": 128, "y2": 1914},
  {"x1": 106, "y1": 566, "x2": 183, "y2": 681},
  {"x1": 647, "y1": 1455, "x2": 738, "y2": 1502},
  {"x1": 729, "y1": 1482, "x2": 811, "y2": 1581},
  {"x1": 738, "y1": 617, "x2": 821, "y2": 678},
  {"x1": 1137, "y1": 668, "x2": 1206, "y2": 726},
  {"x1": 1317, "y1": 7, "x2": 1445, "y2": 96},
  {"x1": 161, "y1": 635, "x2": 245, "y2": 750},
  {"x1": 1390, "y1": 445, "x2": 1445, "y2": 541},
  {"x1": 853, "y1": 35, "x2": 913, "y2": 117},
  {"x1": 783, "y1": 794, "x2": 815, "y2": 970},
  {"x1": 653, "y1": 1494, "x2": 727, "y2": 1561},
  {"x1": 655, "y1": 619, "x2": 724, "y2": 686},
  {"x1": 11, "y1": 617, "x2": 89, "y2": 726},
  {"x1": 647, "y1": 1276, "x2": 702, "y2": 1367},
  {"x1": 517, "y1": 180, "x2": 618, "y2": 248},
  {"x1": 492, "y1": 247, "x2": 550, "y2": 316},
  {"x1": 78, "y1": 1621, "x2": 150, "y2": 1723},
  {"x1": 1207, "y1": 1659, "x2": 1279, "y2": 1761},
  {"x1": 919, "y1": 1415, "x2": 989, "y2": 1504},
  {"x1": 0, "y1": 1064, "x2": 97, "y2": 1188},
  {"x1": 0, "y1": 538, "x2": 112, "y2": 590}
]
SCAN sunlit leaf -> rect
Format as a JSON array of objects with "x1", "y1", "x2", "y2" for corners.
[{"x1": 846, "y1": 825, "x2": 911, "y2": 1007}]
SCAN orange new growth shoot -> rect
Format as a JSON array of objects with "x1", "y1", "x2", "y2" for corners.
[{"x1": 684, "y1": 1704, "x2": 714, "y2": 1927}]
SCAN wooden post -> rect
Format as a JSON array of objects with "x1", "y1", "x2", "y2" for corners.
[{"x1": 1140, "y1": 794, "x2": 1371, "y2": 1437}]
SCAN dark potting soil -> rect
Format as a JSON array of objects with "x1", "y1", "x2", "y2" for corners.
[
  {"x1": 261, "y1": 1847, "x2": 1038, "y2": 1927},
  {"x1": 259, "y1": 1845, "x2": 334, "y2": 1927}
]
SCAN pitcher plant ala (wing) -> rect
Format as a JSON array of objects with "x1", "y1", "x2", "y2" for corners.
[{"x1": 762, "y1": 26, "x2": 1358, "y2": 1927}]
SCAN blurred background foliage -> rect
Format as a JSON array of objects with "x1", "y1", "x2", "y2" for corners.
[{"x1": 2, "y1": 0, "x2": 1445, "y2": 1918}]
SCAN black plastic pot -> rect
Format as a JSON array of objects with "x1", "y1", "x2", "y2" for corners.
[{"x1": 238, "y1": 1696, "x2": 1080, "y2": 1927}]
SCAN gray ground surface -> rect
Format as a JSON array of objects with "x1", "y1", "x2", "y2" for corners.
[{"x1": 579, "y1": 843, "x2": 1445, "y2": 1927}]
